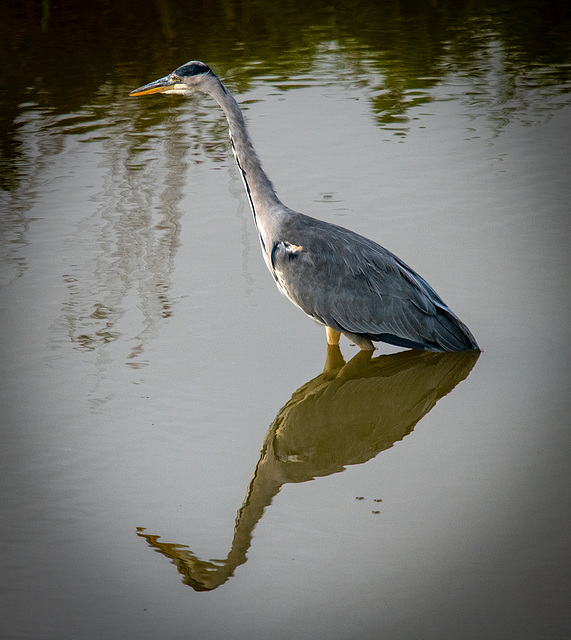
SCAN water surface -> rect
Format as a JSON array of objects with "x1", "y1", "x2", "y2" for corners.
[{"x1": 1, "y1": 1, "x2": 570, "y2": 639}]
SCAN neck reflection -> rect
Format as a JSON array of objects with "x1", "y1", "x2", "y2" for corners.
[{"x1": 137, "y1": 346, "x2": 479, "y2": 591}]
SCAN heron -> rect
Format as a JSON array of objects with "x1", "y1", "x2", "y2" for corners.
[{"x1": 130, "y1": 61, "x2": 479, "y2": 352}]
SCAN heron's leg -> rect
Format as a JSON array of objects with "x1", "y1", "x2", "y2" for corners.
[
  {"x1": 342, "y1": 331, "x2": 375, "y2": 351},
  {"x1": 326, "y1": 326, "x2": 341, "y2": 345}
]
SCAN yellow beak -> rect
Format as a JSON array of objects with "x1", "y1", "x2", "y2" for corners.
[{"x1": 129, "y1": 75, "x2": 175, "y2": 97}]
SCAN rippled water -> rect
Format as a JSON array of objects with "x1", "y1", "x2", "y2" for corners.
[{"x1": 1, "y1": 2, "x2": 570, "y2": 639}]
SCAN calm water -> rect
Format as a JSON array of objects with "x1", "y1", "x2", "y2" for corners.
[{"x1": 1, "y1": 1, "x2": 570, "y2": 639}]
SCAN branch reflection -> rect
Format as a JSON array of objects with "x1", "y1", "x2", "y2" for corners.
[{"x1": 137, "y1": 347, "x2": 479, "y2": 591}]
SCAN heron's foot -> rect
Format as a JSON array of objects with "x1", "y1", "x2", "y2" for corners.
[
  {"x1": 325, "y1": 326, "x2": 341, "y2": 346},
  {"x1": 325, "y1": 326, "x2": 374, "y2": 351}
]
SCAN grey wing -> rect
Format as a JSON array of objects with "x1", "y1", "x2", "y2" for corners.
[{"x1": 271, "y1": 225, "x2": 478, "y2": 352}]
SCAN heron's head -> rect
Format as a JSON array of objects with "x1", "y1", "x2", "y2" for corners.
[{"x1": 129, "y1": 61, "x2": 215, "y2": 97}]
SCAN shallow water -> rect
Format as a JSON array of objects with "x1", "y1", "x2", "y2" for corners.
[{"x1": 1, "y1": 1, "x2": 570, "y2": 638}]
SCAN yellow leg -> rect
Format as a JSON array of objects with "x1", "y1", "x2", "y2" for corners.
[
  {"x1": 326, "y1": 325, "x2": 375, "y2": 351},
  {"x1": 326, "y1": 326, "x2": 341, "y2": 345}
]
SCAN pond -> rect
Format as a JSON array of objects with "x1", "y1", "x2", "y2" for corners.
[{"x1": 1, "y1": 1, "x2": 569, "y2": 638}]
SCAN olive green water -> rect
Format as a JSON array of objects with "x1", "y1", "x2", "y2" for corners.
[{"x1": 1, "y1": 1, "x2": 570, "y2": 638}]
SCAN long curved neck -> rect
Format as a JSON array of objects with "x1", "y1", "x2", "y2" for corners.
[{"x1": 201, "y1": 75, "x2": 284, "y2": 222}]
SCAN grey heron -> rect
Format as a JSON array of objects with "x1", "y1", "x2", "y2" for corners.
[{"x1": 130, "y1": 61, "x2": 479, "y2": 352}]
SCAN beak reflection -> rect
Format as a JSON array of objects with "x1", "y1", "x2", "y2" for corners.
[{"x1": 137, "y1": 347, "x2": 479, "y2": 591}]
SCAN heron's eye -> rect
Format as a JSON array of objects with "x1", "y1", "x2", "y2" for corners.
[{"x1": 171, "y1": 75, "x2": 181, "y2": 83}]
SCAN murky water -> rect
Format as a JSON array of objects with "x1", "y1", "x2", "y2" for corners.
[{"x1": 1, "y1": 2, "x2": 570, "y2": 638}]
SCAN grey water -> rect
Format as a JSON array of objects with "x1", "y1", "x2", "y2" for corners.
[{"x1": 1, "y1": 1, "x2": 570, "y2": 638}]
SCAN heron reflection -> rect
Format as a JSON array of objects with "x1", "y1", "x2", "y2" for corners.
[{"x1": 137, "y1": 347, "x2": 479, "y2": 591}]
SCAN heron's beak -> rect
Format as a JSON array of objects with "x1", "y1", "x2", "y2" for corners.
[{"x1": 129, "y1": 75, "x2": 188, "y2": 97}]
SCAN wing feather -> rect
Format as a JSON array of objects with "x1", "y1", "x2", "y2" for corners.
[{"x1": 270, "y1": 214, "x2": 477, "y2": 352}]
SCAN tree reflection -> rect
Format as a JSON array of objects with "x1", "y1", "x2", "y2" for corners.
[
  {"x1": 48, "y1": 107, "x2": 187, "y2": 370},
  {"x1": 137, "y1": 347, "x2": 479, "y2": 591},
  {"x1": 1, "y1": 0, "x2": 570, "y2": 190},
  {"x1": 1, "y1": 0, "x2": 568, "y2": 312}
]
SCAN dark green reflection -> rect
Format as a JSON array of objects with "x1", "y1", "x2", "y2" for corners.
[
  {"x1": 137, "y1": 347, "x2": 479, "y2": 591},
  {"x1": 1, "y1": 0, "x2": 570, "y2": 189}
]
